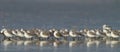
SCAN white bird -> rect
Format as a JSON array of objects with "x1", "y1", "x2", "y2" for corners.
[
  {"x1": 59, "y1": 29, "x2": 69, "y2": 37},
  {"x1": 35, "y1": 29, "x2": 42, "y2": 38},
  {"x1": 40, "y1": 31, "x2": 50, "y2": 38},
  {"x1": 102, "y1": 24, "x2": 112, "y2": 30},
  {"x1": 79, "y1": 29, "x2": 89, "y2": 37},
  {"x1": 86, "y1": 30, "x2": 98, "y2": 38},
  {"x1": 40, "y1": 30, "x2": 50, "y2": 39},
  {"x1": 1, "y1": 28, "x2": 14, "y2": 39},
  {"x1": 69, "y1": 30, "x2": 81, "y2": 38},
  {"x1": 95, "y1": 29, "x2": 106, "y2": 38},
  {"x1": 21, "y1": 30, "x2": 34, "y2": 39},
  {"x1": 11, "y1": 29, "x2": 17, "y2": 36},
  {"x1": 53, "y1": 30, "x2": 63, "y2": 39},
  {"x1": 111, "y1": 30, "x2": 120, "y2": 39},
  {"x1": 103, "y1": 29, "x2": 111, "y2": 38},
  {"x1": 16, "y1": 29, "x2": 24, "y2": 38},
  {"x1": 12, "y1": 29, "x2": 24, "y2": 38}
]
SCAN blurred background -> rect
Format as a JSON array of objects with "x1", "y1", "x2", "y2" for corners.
[{"x1": 0, "y1": 0, "x2": 120, "y2": 29}]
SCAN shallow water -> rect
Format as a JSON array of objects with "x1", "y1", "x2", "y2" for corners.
[
  {"x1": 0, "y1": 0, "x2": 120, "y2": 52},
  {"x1": 0, "y1": 38, "x2": 120, "y2": 52}
]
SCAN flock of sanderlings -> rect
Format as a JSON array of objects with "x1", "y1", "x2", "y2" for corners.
[{"x1": 0, "y1": 24, "x2": 120, "y2": 40}]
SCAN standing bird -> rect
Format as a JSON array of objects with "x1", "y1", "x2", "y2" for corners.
[
  {"x1": 11, "y1": 29, "x2": 17, "y2": 37},
  {"x1": 53, "y1": 30, "x2": 63, "y2": 40},
  {"x1": 21, "y1": 29, "x2": 34, "y2": 40},
  {"x1": 102, "y1": 24, "x2": 112, "y2": 30},
  {"x1": 69, "y1": 30, "x2": 82, "y2": 40},
  {"x1": 59, "y1": 29, "x2": 69, "y2": 39},
  {"x1": 79, "y1": 29, "x2": 89, "y2": 37},
  {"x1": 1, "y1": 28, "x2": 14, "y2": 40},
  {"x1": 110, "y1": 30, "x2": 120, "y2": 39},
  {"x1": 16, "y1": 29, "x2": 25, "y2": 39},
  {"x1": 40, "y1": 30, "x2": 51, "y2": 40},
  {"x1": 86, "y1": 30, "x2": 98, "y2": 38},
  {"x1": 95, "y1": 29, "x2": 106, "y2": 38}
]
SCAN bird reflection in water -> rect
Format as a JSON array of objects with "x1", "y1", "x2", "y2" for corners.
[
  {"x1": 36, "y1": 40, "x2": 52, "y2": 47},
  {"x1": 53, "y1": 40, "x2": 68, "y2": 47},
  {"x1": 69, "y1": 41, "x2": 84, "y2": 47},
  {"x1": 1, "y1": 39, "x2": 15, "y2": 51},
  {"x1": 0, "y1": 39, "x2": 120, "y2": 48},
  {"x1": 24, "y1": 40, "x2": 34, "y2": 46},
  {"x1": 2, "y1": 39, "x2": 14, "y2": 47},
  {"x1": 105, "y1": 39, "x2": 120, "y2": 48},
  {"x1": 15, "y1": 40, "x2": 24, "y2": 46},
  {"x1": 85, "y1": 38, "x2": 101, "y2": 48}
]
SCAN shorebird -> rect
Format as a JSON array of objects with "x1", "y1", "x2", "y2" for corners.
[
  {"x1": 103, "y1": 29, "x2": 111, "y2": 38},
  {"x1": 40, "y1": 30, "x2": 51, "y2": 40},
  {"x1": 95, "y1": 29, "x2": 106, "y2": 38},
  {"x1": 102, "y1": 24, "x2": 112, "y2": 30},
  {"x1": 59, "y1": 29, "x2": 69, "y2": 37},
  {"x1": 110, "y1": 30, "x2": 120, "y2": 39},
  {"x1": 12, "y1": 29, "x2": 25, "y2": 40},
  {"x1": 59, "y1": 29, "x2": 70, "y2": 40},
  {"x1": 16, "y1": 29, "x2": 24, "y2": 38},
  {"x1": 69, "y1": 30, "x2": 82, "y2": 39},
  {"x1": 35, "y1": 29, "x2": 42, "y2": 38},
  {"x1": 11, "y1": 29, "x2": 17, "y2": 36},
  {"x1": 70, "y1": 30, "x2": 84, "y2": 40},
  {"x1": 21, "y1": 29, "x2": 34, "y2": 40},
  {"x1": 48, "y1": 28, "x2": 57, "y2": 38},
  {"x1": 79, "y1": 29, "x2": 89, "y2": 37},
  {"x1": 53, "y1": 30, "x2": 63, "y2": 40},
  {"x1": 11, "y1": 29, "x2": 24, "y2": 40},
  {"x1": 86, "y1": 30, "x2": 98, "y2": 38},
  {"x1": 102, "y1": 24, "x2": 112, "y2": 37},
  {"x1": 1, "y1": 28, "x2": 14, "y2": 39}
]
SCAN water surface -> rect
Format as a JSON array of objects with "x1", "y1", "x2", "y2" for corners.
[{"x1": 0, "y1": 0, "x2": 120, "y2": 52}]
